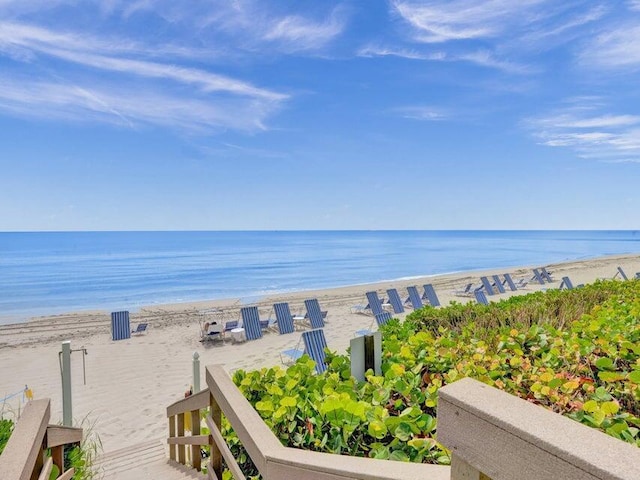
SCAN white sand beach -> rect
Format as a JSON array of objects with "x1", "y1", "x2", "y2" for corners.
[{"x1": 1, "y1": 254, "x2": 639, "y2": 459}]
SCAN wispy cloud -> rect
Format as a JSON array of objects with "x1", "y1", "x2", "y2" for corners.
[
  {"x1": 0, "y1": 74, "x2": 280, "y2": 133},
  {"x1": 262, "y1": 9, "x2": 346, "y2": 52},
  {"x1": 579, "y1": 23, "x2": 640, "y2": 70},
  {"x1": 0, "y1": 18, "x2": 288, "y2": 132},
  {"x1": 525, "y1": 101, "x2": 640, "y2": 162},
  {"x1": 395, "y1": 105, "x2": 449, "y2": 121},
  {"x1": 391, "y1": 0, "x2": 550, "y2": 43},
  {"x1": 357, "y1": 44, "x2": 531, "y2": 74}
]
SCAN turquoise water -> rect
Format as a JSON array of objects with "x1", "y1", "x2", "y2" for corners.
[{"x1": 0, "y1": 230, "x2": 638, "y2": 323}]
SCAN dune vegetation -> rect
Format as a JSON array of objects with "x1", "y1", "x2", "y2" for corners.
[{"x1": 220, "y1": 280, "x2": 640, "y2": 477}]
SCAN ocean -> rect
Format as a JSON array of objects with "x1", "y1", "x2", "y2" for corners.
[{"x1": 0, "y1": 230, "x2": 638, "y2": 324}]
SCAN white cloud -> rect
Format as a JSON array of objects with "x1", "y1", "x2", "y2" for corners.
[
  {"x1": 580, "y1": 23, "x2": 640, "y2": 69},
  {"x1": 357, "y1": 44, "x2": 445, "y2": 60},
  {"x1": 391, "y1": 0, "x2": 550, "y2": 43},
  {"x1": 262, "y1": 10, "x2": 346, "y2": 51},
  {"x1": 0, "y1": 20, "x2": 288, "y2": 132},
  {"x1": 396, "y1": 105, "x2": 448, "y2": 121},
  {"x1": 0, "y1": 75, "x2": 280, "y2": 133},
  {"x1": 526, "y1": 103, "x2": 640, "y2": 162}
]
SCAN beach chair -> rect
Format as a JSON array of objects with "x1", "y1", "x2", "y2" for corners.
[
  {"x1": 636, "y1": 272, "x2": 640, "y2": 280},
  {"x1": 386, "y1": 288, "x2": 405, "y2": 314},
  {"x1": 405, "y1": 286, "x2": 424, "y2": 309},
  {"x1": 502, "y1": 273, "x2": 518, "y2": 292},
  {"x1": 422, "y1": 284, "x2": 441, "y2": 307},
  {"x1": 480, "y1": 276, "x2": 495, "y2": 295},
  {"x1": 131, "y1": 323, "x2": 148, "y2": 335},
  {"x1": 531, "y1": 269, "x2": 546, "y2": 285},
  {"x1": 474, "y1": 290, "x2": 489, "y2": 305},
  {"x1": 454, "y1": 283, "x2": 474, "y2": 296},
  {"x1": 541, "y1": 267, "x2": 554, "y2": 283},
  {"x1": 304, "y1": 299, "x2": 325, "y2": 329},
  {"x1": 280, "y1": 328, "x2": 329, "y2": 374},
  {"x1": 273, "y1": 303, "x2": 296, "y2": 335},
  {"x1": 240, "y1": 306, "x2": 270, "y2": 341},
  {"x1": 200, "y1": 321, "x2": 223, "y2": 342},
  {"x1": 559, "y1": 276, "x2": 574, "y2": 290},
  {"x1": 367, "y1": 291, "x2": 386, "y2": 315},
  {"x1": 614, "y1": 267, "x2": 629, "y2": 281},
  {"x1": 356, "y1": 312, "x2": 393, "y2": 337},
  {"x1": 491, "y1": 275, "x2": 506, "y2": 294},
  {"x1": 111, "y1": 311, "x2": 131, "y2": 341}
]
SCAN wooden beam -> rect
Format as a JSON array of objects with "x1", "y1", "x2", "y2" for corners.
[
  {"x1": 0, "y1": 399, "x2": 50, "y2": 480},
  {"x1": 177, "y1": 413, "x2": 185, "y2": 465},
  {"x1": 168, "y1": 416, "x2": 176, "y2": 462},
  {"x1": 209, "y1": 392, "x2": 222, "y2": 480},
  {"x1": 191, "y1": 409, "x2": 201, "y2": 471},
  {"x1": 206, "y1": 415, "x2": 246, "y2": 480},
  {"x1": 36, "y1": 457, "x2": 52, "y2": 480},
  {"x1": 167, "y1": 435, "x2": 209, "y2": 446},
  {"x1": 45, "y1": 425, "x2": 83, "y2": 449},
  {"x1": 166, "y1": 389, "x2": 209, "y2": 418}
]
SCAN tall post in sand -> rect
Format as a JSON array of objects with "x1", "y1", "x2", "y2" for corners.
[
  {"x1": 192, "y1": 352, "x2": 201, "y2": 393},
  {"x1": 61, "y1": 340, "x2": 72, "y2": 426}
]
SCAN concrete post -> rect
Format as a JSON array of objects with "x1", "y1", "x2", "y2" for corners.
[
  {"x1": 192, "y1": 352, "x2": 200, "y2": 393},
  {"x1": 61, "y1": 340, "x2": 72, "y2": 426}
]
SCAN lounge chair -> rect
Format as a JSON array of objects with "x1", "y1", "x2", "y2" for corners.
[
  {"x1": 422, "y1": 284, "x2": 441, "y2": 307},
  {"x1": 559, "y1": 276, "x2": 574, "y2": 290},
  {"x1": 386, "y1": 288, "x2": 405, "y2": 314},
  {"x1": 131, "y1": 323, "x2": 148, "y2": 335},
  {"x1": 273, "y1": 303, "x2": 296, "y2": 335},
  {"x1": 405, "y1": 286, "x2": 424, "y2": 309},
  {"x1": 491, "y1": 275, "x2": 506, "y2": 294},
  {"x1": 356, "y1": 312, "x2": 393, "y2": 337},
  {"x1": 636, "y1": 272, "x2": 640, "y2": 280},
  {"x1": 614, "y1": 267, "x2": 629, "y2": 281},
  {"x1": 531, "y1": 269, "x2": 546, "y2": 285},
  {"x1": 480, "y1": 276, "x2": 495, "y2": 295},
  {"x1": 111, "y1": 311, "x2": 131, "y2": 341},
  {"x1": 474, "y1": 290, "x2": 489, "y2": 305},
  {"x1": 240, "y1": 306, "x2": 271, "y2": 341},
  {"x1": 281, "y1": 328, "x2": 329, "y2": 374},
  {"x1": 454, "y1": 283, "x2": 474, "y2": 296},
  {"x1": 541, "y1": 267, "x2": 554, "y2": 283},
  {"x1": 502, "y1": 273, "x2": 518, "y2": 291},
  {"x1": 200, "y1": 321, "x2": 223, "y2": 342},
  {"x1": 304, "y1": 299, "x2": 325, "y2": 329}
]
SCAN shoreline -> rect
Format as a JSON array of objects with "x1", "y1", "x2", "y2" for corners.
[
  {"x1": 0, "y1": 252, "x2": 638, "y2": 456},
  {"x1": 4, "y1": 251, "x2": 639, "y2": 328}
]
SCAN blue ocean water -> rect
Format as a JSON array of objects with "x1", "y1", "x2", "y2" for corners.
[{"x1": 0, "y1": 231, "x2": 638, "y2": 324}]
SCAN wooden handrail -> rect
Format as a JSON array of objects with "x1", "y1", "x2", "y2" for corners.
[
  {"x1": 166, "y1": 388, "x2": 209, "y2": 418},
  {"x1": 0, "y1": 399, "x2": 81, "y2": 480},
  {"x1": 205, "y1": 364, "x2": 450, "y2": 480},
  {"x1": 438, "y1": 377, "x2": 640, "y2": 480}
]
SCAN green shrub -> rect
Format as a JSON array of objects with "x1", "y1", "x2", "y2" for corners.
[{"x1": 221, "y1": 280, "x2": 640, "y2": 478}]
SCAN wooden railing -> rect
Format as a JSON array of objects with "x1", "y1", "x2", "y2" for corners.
[
  {"x1": 0, "y1": 399, "x2": 83, "y2": 480},
  {"x1": 167, "y1": 365, "x2": 640, "y2": 480}
]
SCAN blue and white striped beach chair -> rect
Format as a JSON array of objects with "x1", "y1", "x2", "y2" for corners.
[
  {"x1": 280, "y1": 328, "x2": 329, "y2": 373},
  {"x1": 615, "y1": 266, "x2": 629, "y2": 281},
  {"x1": 111, "y1": 311, "x2": 131, "y2": 341},
  {"x1": 273, "y1": 302, "x2": 295, "y2": 335},
  {"x1": 541, "y1": 267, "x2": 554, "y2": 283},
  {"x1": 492, "y1": 275, "x2": 506, "y2": 294},
  {"x1": 366, "y1": 291, "x2": 385, "y2": 316},
  {"x1": 386, "y1": 288, "x2": 405, "y2": 314},
  {"x1": 405, "y1": 286, "x2": 424, "y2": 309},
  {"x1": 304, "y1": 299, "x2": 325, "y2": 329},
  {"x1": 531, "y1": 269, "x2": 546, "y2": 285},
  {"x1": 422, "y1": 284, "x2": 441, "y2": 307},
  {"x1": 559, "y1": 276, "x2": 574, "y2": 290},
  {"x1": 502, "y1": 273, "x2": 518, "y2": 291},
  {"x1": 474, "y1": 290, "x2": 489, "y2": 305},
  {"x1": 240, "y1": 306, "x2": 270, "y2": 341},
  {"x1": 480, "y1": 276, "x2": 495, "y2": 295},
  {"x1": 356, "y1": 311, "x2": 393, "y2": 336}
]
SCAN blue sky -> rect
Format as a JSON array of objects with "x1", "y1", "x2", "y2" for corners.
[{"x1": 1, "y1": 0, "x2": 639, "y2": 231}]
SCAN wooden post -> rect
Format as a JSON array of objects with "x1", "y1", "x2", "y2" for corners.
[
  {"x1": 191, "y1": 409, "x2": 201, "y2": 471},
  {"x1": 451, "y1": 454, "x2": 492, "y2": 480},
  {"x1": 51, "y1": 445, "x2": 64, "y2": 474},
  {"x1": 169, "y1": 416, "x2": 176, "y2": 461},
  {"x1": 210, "y1": 392, "x2": 222, "y2": 480},
  {"x1": 177, "y1": 413, "x2": 185, "y2": 465}
]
